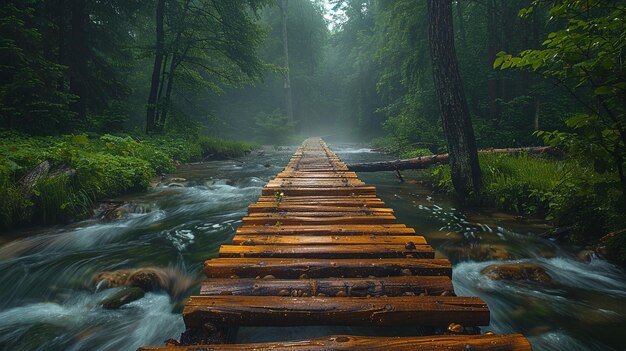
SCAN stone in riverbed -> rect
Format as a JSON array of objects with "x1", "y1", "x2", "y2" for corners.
[
  {"x1": 481, "y1": 263, "x2": 552, "y2": 283},
  {"x1": 101, "y1": 287, "x2": 145, "y2": 309}
]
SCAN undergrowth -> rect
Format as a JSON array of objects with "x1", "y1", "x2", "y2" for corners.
[
  {"x1": 0, "y1": 131, "x2": 257, "y2": 228},
  {"x1": 430, "y1": 153, "x2": 625, "y2": 262}
]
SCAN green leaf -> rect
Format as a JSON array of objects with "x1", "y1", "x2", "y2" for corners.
[
  {"x1": 594, "y1": 86, "x2": 613, "y2": 95},
  {"x1": 493, "y1": 56, "x2": 504, "y2": 69}
]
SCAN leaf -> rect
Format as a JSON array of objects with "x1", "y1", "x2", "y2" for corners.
[
  {"x1": 594, "y1": 86, "x2": 613, "y2": 95},
  {"x1": 493, "y1": 56, "x2": 505, "y2": 69}
]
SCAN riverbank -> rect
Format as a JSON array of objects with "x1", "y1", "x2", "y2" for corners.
[
  {"x1": 0, "y1": 131, "x2": 257, "y2": 230},
  {"x1": 372, "y1": 142, "x2": 626, "y2": 265}
]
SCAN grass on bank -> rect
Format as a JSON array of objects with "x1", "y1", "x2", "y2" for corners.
[
  {"x1": 429, "y1": 153, "x2": 625, "y2": 263},
  {"x1": 372, "y1": 134, "x2": 626, "y2": 263},
  {"x1": 0, "y1": 131, "x2": 258, "y2": 228}
]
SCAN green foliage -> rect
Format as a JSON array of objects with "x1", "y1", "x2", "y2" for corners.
[
  {"x1": 254, "y1": 110, "x2": 296, "y2": 145},
  {"x1": 0, "y1": 2, "x2": 75, "y2": 132},
  {"x1": 430, "y1": 153, "x2": 624, "y2": 243},
  {"x1": 0, "y1": 132, "x2": 256, "y2": 228},
  {"x1": 495, "y1": 0, "x2": 626, "y2": 196}
]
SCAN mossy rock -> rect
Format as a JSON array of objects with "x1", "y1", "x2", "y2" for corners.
[
  {"x1": 101, "y1": 287, "x2": 145, "y2": 309},
  {"x1": 481, "y1": 263, "x2": 551, "y2": 283}
]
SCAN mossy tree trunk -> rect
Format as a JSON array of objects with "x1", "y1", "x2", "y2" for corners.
[{"x1": 427, "y1": 0, "x2": 482, "y2": 200}]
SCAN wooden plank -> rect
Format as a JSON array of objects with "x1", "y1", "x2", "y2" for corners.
[
  {"x1": 200, "y1": 276, "x2": 453, "y2": 297},
  {"x1": 241, "y1": 215, "x2": 396, "y2": 225},
  {"x1": 218, "y1": 244, "x2": 434, "y2": 259},
  {"x1": 139, "y1": 334, "x2": 532, "y2": 351},
  {"x1": 231, "y1": 235, "x2": 427, "y2": 246},
  {"x1": 257, "y1": 195, "x2": 379, "y2": 200},
  {"x1": 204, "y1": 258, "x2": 452, "y2": 278},
  {"x1": 262, "y1": 187, "x2": 376, "y2": 196},
  {"x1": 183, "y1": 296, "x2": 490, "y2": 327},
  {"x1": 234, "y1": 224, "x2": 415, "y2": 236},
  {"x1": 247, "y1": 204, "x2": 392, "y2": 213},
  {"x1": 247, "y1": 210, "x2": 393, "y2": 217},
  {"x1": 277, "y1": 172, "x2": 359, "y2": 178},
  {"x1": 246, "y1": 211, "x2": 394, "y2": 218}
]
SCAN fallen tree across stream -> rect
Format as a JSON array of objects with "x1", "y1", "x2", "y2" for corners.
[{"x1": 348, "y1": 146, "x2": 560, "y2": 172}]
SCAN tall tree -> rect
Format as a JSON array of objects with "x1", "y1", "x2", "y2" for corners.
[
  {"x1": 278, "y1": 0, "x2": 294, "y2": 123},
  {"x1": 427, "y1": 0, "x2": 481, "y2": 199},
  {"x1": 69, "y1": 0, "x2": 87, "y2": 124},
  {"x1": 146, "y1": 0, "x2": 166, "y2": 134}
]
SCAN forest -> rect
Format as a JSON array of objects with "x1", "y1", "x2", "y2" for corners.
[{"x1": 1, "y1": 0, "x2": 626, "y2": 350}]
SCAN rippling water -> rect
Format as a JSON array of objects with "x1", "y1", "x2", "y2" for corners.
[{"x1": 0, "y1": 144, "x2": 624, "y2": 350}]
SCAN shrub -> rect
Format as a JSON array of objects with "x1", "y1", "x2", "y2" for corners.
[
  {"x1": 0, "y1": 131, "x2": 256, "y2": 228},
  {"x1": 430, "y1": 153, "x2": 625, "y2": 244}
]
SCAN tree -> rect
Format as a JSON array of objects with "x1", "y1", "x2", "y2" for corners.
[
  {"x1": 0, "y1": 1, "x2": 74, "y2": 132},
  {"x1": 495, "y1": 0, "x2": 626, "y2": 198},
  {"x1": 278, "y1": 0, "x2": 294, "y2": 123},
  {"x1": 146, "y1": 0, "x2": 166, "y2": 134},
  {"x1": 427, "y1": 0, "x2": 482, "y2": 199},
  {"x1": 144, "y1": 0, "x2": 270, "y2": 134}
]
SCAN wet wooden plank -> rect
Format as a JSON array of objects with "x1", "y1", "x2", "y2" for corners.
[
  {"x1": 139, "y1": 334, "x2": 532, "y2": 351},
  {"x1": 241, "y1": 215, "x2": 397, "y2": 225},
  {"x1": 231, "y1": 234, "x2": 426, "y2": 246},
  {"x1": 204, "y1": 258, "x2": 452, "y2": 278},
  {"x1": 247, "y1": 204, "x2": 392, "y2": 213},
  {"x1": 246, "y1": 211, "x2": 393, "y2": 217},
  {"x1": 234, "y1": 224, "x2": 415, "y2": 236},
  {"x1": 200, "y1": 276, "x2": 453, "y2": 297},
  {"x1": 183, "y1": 295, "x2": 490, "y2": 327},
  {"x1": 261, "y1": 186, "x2": 376, "y2": 196},
  {"x1": 218, "y1": 244, "x2": 434, "y2": 259},
  {"x1": 277, "y1": 171, "x2": 359, "y2": 178}
]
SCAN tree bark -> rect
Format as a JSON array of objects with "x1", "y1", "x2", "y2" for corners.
[
  {"x1": 279, "y1": 0, "x2": 294, "y2": 123},
  {"x1": 56, "y1": 0, "x2": 66, "y2": 90},
  {"x1": 69, "y1": 0, "x2": 88, "y2": 124},
  {"x1": 146, "y1": 0, "x2": 166, "y2": 134},
  {"x1": 347, "y1": 147, "x2": 560, "y2": 172},
  {"x1": 427, "y1": 0, "x2": 482, "y2": 199},
  {"x1": 456, "y1": 0, "x2": 466, "y2": 48},
  {"x1": 486, "y1": 0, "x2": 502, "y2": 125}
]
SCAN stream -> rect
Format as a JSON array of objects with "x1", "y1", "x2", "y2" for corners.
[{"x1": 0, "y1": 145, "x2": 624, "y2": 351}]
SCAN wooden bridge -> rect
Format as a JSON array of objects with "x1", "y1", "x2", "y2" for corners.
[{"x1": 140, "y1": 138, "x2": 531, "y2": 350}]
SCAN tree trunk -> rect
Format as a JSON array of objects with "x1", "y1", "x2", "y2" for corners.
[
  {"x1": 427, "y1": 0, "x2": 482, "y2": 199},
  {"x1": 456, "y1": 0, "x2": 466, "y2": 48},
  {"x1": 486, "y1": 0, "x2": 502, "y2": 125},
  {"x1": 534, "y1": 99, "x2": 540, "y2": 131},
  {"x1": 347, "y1": 147, "x2": 560, "y2": 172},
  {"x1": 146, "y1": 0, "x2": 166, "y2": 134},
  {"x1": 159, "y1": 52, "x2": 179, "y2": 130},
  {"x1": 57, "y1": 0, "x2": 66, "y2": 90},
  {"x1": 69, "y1": 0, "x2": 87, "y2": 124},
  {"x1": 280, "y1": 0, "x2": 294, "y2": 123}
]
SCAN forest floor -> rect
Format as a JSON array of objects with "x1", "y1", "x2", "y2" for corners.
[
  {"x1": 0, "y1": 131, "x2": 258, "y2": 230},
  {"x1": 374, "y1": 143, "x2": 626, "y2": 266}
]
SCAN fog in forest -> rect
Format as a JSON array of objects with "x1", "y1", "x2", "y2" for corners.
[{"x1": 2, "y1": 1, "x2": 626, "y2": 351}]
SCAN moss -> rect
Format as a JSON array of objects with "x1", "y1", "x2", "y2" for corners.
[{"x1": 0, "y1": 131, "x2": 256, "y2": 229}]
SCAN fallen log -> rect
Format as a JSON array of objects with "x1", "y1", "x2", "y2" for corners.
[{"x1": 348, "y1": 146, "x2": 560, "y2": 172}]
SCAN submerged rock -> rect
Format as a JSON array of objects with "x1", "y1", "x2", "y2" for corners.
[
  {"x1": 445, "y1": 245, "x2": 513, "y2": 261},
  {"x1": 481, "y1": 263, "x2": 552, "y2": 283},
  {"x1": 101, "y1": 287, "x2": 145, "y2": 309},
  {"x1": 92, "y1": 267, "x2": 194, "y2": 300}
]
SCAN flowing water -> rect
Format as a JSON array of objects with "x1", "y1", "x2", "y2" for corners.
[{"x1": 0, "y1": 145, "x2": 624, "y2": 351}]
